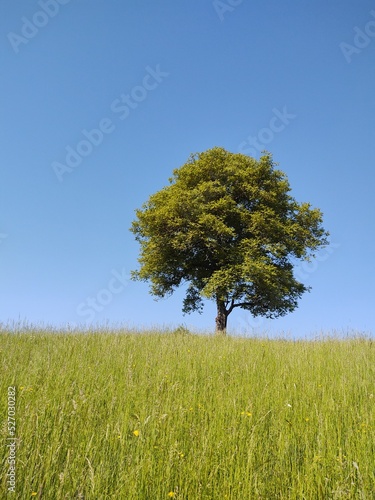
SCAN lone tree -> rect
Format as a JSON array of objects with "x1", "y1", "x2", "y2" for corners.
[{"x1": 130, "y1": 147, "x2": 329, "y2": 334}]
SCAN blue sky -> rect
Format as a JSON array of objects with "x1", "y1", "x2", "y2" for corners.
[{"x1": 1, "y1": 0, "x2": 374, "y2": 337}]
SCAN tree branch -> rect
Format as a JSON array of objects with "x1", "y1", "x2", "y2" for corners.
[
  {"x1": 227, "y1": 299, "x2": 236, "y2": 315},
  {"x1": 231, "y1": 302, "x2": 253, "y2": 310}
]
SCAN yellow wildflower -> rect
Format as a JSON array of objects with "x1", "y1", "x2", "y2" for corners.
[
  {"x1": 168, "y1": 492, "x2": 175, "y2": 498},
  {"x1": 133, "y1": 430, "x2": 140, "y2": 437}
]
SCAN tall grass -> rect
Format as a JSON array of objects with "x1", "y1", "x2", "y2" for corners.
[{"x1": 1, "y1": 328, "x2": 374, "y2": 498}]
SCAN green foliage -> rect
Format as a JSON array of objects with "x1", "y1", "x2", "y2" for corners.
[
  {"x1": 131, "y1": 147, "x2": 328, "y2": 327},
  {"x1": 1, "y1": 329, "x2": 374, "y2": 498}
]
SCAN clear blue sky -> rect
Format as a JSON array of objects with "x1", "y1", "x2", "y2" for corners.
[{"x1": 1, "y1": 0, "x2": 374, "y2": 337}]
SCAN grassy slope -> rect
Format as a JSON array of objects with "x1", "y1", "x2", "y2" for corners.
[{"x1": 1, "y1": 329, "x2": 374, "y2": 499}]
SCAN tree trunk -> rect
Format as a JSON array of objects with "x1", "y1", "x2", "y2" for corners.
[{"x1": 215, "y1": 299, "x2": 228, "y2": 335}]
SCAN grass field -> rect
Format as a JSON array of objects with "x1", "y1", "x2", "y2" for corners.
[{"x1": 1, "y1": 327, "x2": 374, "y2": 499}]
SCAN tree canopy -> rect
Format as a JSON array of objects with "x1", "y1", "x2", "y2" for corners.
[{"x1": 130, "y1": 147, "x2": 329, "y2": 333}]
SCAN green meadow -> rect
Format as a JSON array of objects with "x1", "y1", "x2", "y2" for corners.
[{"x1": 1, "y1": 328, "x2": 374, "y2": 499}]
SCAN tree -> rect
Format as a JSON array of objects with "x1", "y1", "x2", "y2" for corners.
[{"x1": 130, "y1": 147, "x2": 329, "y2": 334}]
